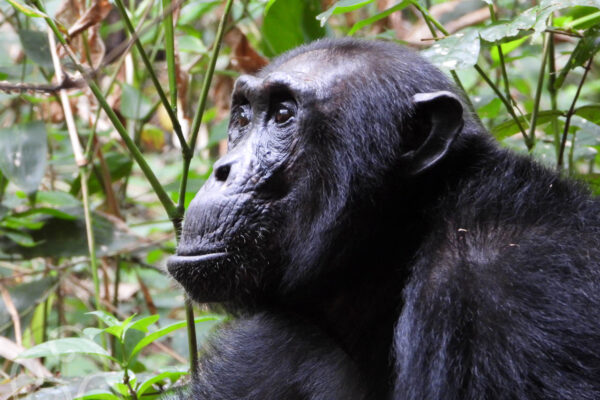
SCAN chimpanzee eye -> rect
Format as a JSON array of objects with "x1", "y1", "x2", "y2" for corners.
[
  {"x1": 237, "y1": 107, "x2": 251, "y2": 127},
  {"x1": 274, "y1": 105, "x2": 294, "y2": 124}
]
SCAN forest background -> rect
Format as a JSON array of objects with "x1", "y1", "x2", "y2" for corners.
[{"x1": 1, "y1": 0, "x2": 600, "y2": 398}]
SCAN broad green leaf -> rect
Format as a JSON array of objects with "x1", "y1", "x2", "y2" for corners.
[
  {"x1": 348, "y1": 1, "x2": 412, "y2": 35},
  {"x1": 526, "y1": 1, "x2": 600, "y2": 35},
  {"x1": 490, "y1": 37, "x2": 528, "y2": 63},
  {"x1": 0, "y1": 207, "x2": 139, "y2": 259},
  {"x1": 74, "y1": 391, "x2": 120, "y2": 400},
  {"x1": 15, "y1": 207, "x2": 77, "y2": 220},
  {"x1": 479, "y1": 12, "x2": 537, "y2": 43},
  {"x1": 83, "y1": 328, "x2": 104, "y2": 340},
  {"x1": 261, "y1": 0, "x2": 325, "y2": 57},
  {"x1": 421, "y1": 29, "x2": 480, "y2": 70},
  {"x1": 36, "y1": 191, "x2": 80, "y2": 207},
  {"x1": 0, "y1": 122, "x2": 47, "y2": 194},
  {"x1": 88, "y1": 311, "x2": 121, "y2": 327},
  {"x1": 2, "y1": 215, "x2": 45, "y2": 230},
  {"x1": 554, "y1": 26, "x2": 600, "y2": 89},
  {"x1": 137, "y1": 369, "x2": 187, "y2": 397},
  {"x1": 491, "y1": 110, "x2": 564, "y2": 140},
  {"x1": 0, "y1": 228, "x2": 36, "y2": 247},
  {"x1": 126, "y1": 314, "x2": 160, "y2": 334},
  {"x1": 6, "y1": 0, "x2": 48, "y2": 18},
  {"x1": 19, "y1": 338, "x2": 112, "y2": 360},
  {"x1": 17, "y1": 30, "x2": 53, "y2": 69},
  {"x1": 477, "y1": 97, "x2": 502, "y2": 119},
  {"x1": 316, "y1": 0, "x2": 373, "y2": 27},
  {"x1": 574, "y1": 104, "x2": 600, "y2": 124},
  {"x1": 120, "y1": 83, "x2": 153, "y2": 120},
  {"x1": 129, "y1": 315, "x2": 223, "y2": 360}
]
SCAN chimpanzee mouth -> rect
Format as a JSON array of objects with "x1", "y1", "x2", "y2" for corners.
[{"x1": 167, "y1": 252, "x2": 229, "y2": 275}]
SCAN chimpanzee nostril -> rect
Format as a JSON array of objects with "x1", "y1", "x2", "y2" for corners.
[{"x1": 215, "y1": 164, "x2": 231, "y2": 182}]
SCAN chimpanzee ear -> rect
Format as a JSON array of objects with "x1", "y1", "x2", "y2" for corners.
[{"x1": 401, "y1": 91, "x2": 464, "y2": 175}]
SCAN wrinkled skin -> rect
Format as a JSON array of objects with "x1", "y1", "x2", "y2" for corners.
[{"x1": 167, "y1": 39, "x2": 600, "y2": 400}]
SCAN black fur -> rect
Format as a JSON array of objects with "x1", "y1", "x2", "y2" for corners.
[{"x1": 167, "y1": 38, "x2": 600, "y2": 399}]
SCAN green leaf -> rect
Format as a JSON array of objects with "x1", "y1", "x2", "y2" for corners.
[
  {"x1": 137, "y1": 369, "x2": 188, "y2": 397},
  {"x1": 316, "y1": 0, "x2": 374, "y2": 27},
  {"x1": 0, "y1": 122, "x2": 47, "y2": 195},
  {"x1": 0, "y1": 207, "x2": 139, "y2": 259},
  {"x1": 128, "y1": 315, "x2": 222, "y2": 361},
  {"x1": 0, "y1": 228, "x2": 36, "y2": 247},
  {"x1": 6, "y1": 0, "x2": 49, "y2": 18},
  {"x1": 120, "y1": 83, "x2": 153, "y2": 120},
  {"x1": 83, "y1": 327, "x2": 104, "y2": 340},
  {"x1": 36, "y1": 191, "x2": 80, "y2": 207},
  {"x1": 554, "y1": 26, "x2": 600, "y2": 89},
  {"x1": 261, "y1": 0, "x2": 326, "y2": 57},
  {"x1": 17, "y1": 30, "x2": 54, "y2": 69},
  {"x1": 126, "y1": 314, "x2": 160, "y2": 334},
  {"x1": 477, "y1": 97, "x2": 503, "y2": 119},
  {"x1": 19, "y1": 338, "x2": 112, "y2": 360},
  {"x1": 489, "y1": 36, "x2": 528, "y2": 64},
  {"x1": 574, "y1": 104, "x2": 600, "y2": 124},
  {"x1": 479, "y1": 12, "x2": 537, "y2": 43},
  {"x1": 14, "y1": 207, "x2": 77, "y2": 220},
  {"x1": 491, "y1": 110, "x2": 564, "y2": 140},
  {"x1": 74, "y1": 391, "x2": 120, "y2": 400},
  {"x1": 421, "y1": 29, "x2": 480, "y2": 70},
  {"x1": 87, "y1": 310, "x2": 121, "y2": 327},
  {"x1": 348, "y1": 0, "x2": 412, "y2": 35}
]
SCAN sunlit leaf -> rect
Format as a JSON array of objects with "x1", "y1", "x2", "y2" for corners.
[
  {"x1": 137, "y1": 369, "x2": 187, "y2": 397},
  {"x1": 421, "y1": 29, "x2": 480, "y2": 70},
  {"x1": 19, "y1": 338, "x2": 113, "y2": 360},
  {"x1": 6, "y1": 0, "x2": 49, "y2": 18},
  {"x1": 316, "y1": 0, "x2": 374, "y2": 27},
  {"x1": 128, "y1": 315, "x2": 223, "y2": 361}
]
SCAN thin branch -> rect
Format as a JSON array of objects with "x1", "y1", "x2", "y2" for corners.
[{"x1": 557, "y1": 57, "x2": 593, "y2": 170}]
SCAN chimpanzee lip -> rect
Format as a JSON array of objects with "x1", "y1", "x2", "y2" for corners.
[{"x1": 167, "y1": 252, "x2": 229, "y2": 273}]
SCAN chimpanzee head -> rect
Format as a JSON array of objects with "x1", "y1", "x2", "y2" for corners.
[{"x1": 167, "y1": 38, "x2": 466, "y2": 304}]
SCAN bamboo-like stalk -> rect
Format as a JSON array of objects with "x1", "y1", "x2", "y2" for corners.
[
  {"x1": 527, "y1": 32, "x2": 551, "y2": 148},
  {"x1": 33, "y1": 0, "x2": 178, "y2": 220},
  {"x1": 46, "y1": 27, "x2": 101, "y2": 312},
  {"x1": 558, "y1": 57, "x2": 594, "y2": 170},
  {"x1": 162, "y1": 0, "x2": 178, "y2": 112},
  {"x1": 113, "y1": 0, "x2": 189, "y2": 155}
]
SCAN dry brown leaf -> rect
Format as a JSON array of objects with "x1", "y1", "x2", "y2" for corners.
[
  {"x1": 68, "y1": 0, "x2": 112, "y2": 38},
  {"x1": 228, "y1": 29, "x2": 268, "y2": 74}
]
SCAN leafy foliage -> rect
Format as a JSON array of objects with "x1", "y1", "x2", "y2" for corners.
[{"x1": 1, "y1": 0, "x2": 600, "y2": 398}]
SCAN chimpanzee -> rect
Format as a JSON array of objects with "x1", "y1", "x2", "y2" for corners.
[{"x1": 166, "y1": 38, "x2": 600, "y2": 399}]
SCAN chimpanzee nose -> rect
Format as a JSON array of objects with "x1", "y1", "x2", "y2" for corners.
[{"x1": 214, "y1": 162, "x2": 232, "y2": 182}]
